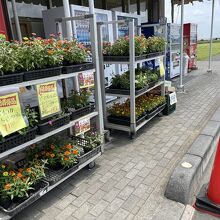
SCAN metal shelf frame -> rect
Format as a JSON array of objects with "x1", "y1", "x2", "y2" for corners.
[
  {"x1": 0, "y1": 69, "x2": 95, "y2": 91},
  {"x1": 0, "y1": 1, "x2": 104, "y2": 219},
  {"x1": 97, "y1": 20, "x2": 167, "y2": 138}
]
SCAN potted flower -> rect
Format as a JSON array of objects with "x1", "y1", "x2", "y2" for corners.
[
  {"x1": 27, "y1": 139, "x2": 80, "y2": 185},
  {"x1": 61, "y1": 39, "x2": 94, "y2": 74},
  {"x1": 103, "y1": 35, "x2": 148, "y2": 61},
  {"x1": 18, "y1": 34, "x2": 63, "y2": 81},
  {"x1": 37, "y1": 112, "x2": 70, "y2": 135},
  {"x1": 72, "y1": 130, "x2": 102, "y2": 164},
  {"x1": 0, "y1": 106, "x2": 38, "y2": 154},
  {"x1": 62, "y1": 89, "x2": 92, "y2": 121},
  {"x1": 146, "y1": 36, "x2": 166, "y2": 54},
  {"x1": 0, "y1": 41, "x2": 23, "y2": 86},
  {"x1": 0, "y1": 160, "x2": 48, "y2": 215}
]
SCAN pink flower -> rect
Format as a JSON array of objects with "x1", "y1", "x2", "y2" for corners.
[
  {"x1": 31, "y1": 32, "x2": 37, "y2": 36},
  {"x1": 48, "y1": 120, "x2": 53, "y2": 126},
  {"x1": 50, "y1": 33, "x2": 55, "y2": 37}
]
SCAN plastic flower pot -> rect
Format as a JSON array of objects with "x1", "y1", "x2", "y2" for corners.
[
  {"x1": 23, "y1": 66, "x2": 62, "y2": 81},
  {"x1": 37, "y1": 114, "x2": 70, "y2": 135},
  {"x1": 0, "y1": 180, "x2": 49, "y2": 216},
  {"x1": 62, "y1": 62, "x2": 94, "y2": 74},
  {"x1": 0, "y1": 72, "x2": 24, "y2": 86},
  {"x1": 0, "y1": 127, "x2": 37, "y2": 154}
]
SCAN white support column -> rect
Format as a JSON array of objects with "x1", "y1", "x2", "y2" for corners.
[
  {"x1": 11, "y1": 0, "x2": 22, "y2": 42},
  {"x1": 63, "y1": 0, "x2": 73, "y2": 40},
  {"x1": 129, "y1": 20, "x2": 136, "y2": 136},
  {"x1": 89, "y1": 0, "x2": 104, "y2": 134},
  {"x1": 178, "y1": 0, "x2": 184, "y2": 92},
  {"x1": 207, "y1": 0, "x2": 215, "y2": 73}
]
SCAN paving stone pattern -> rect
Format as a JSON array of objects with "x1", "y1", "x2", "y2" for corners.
[{"x1": 14, "y1": 62, "x2": 220, "y2": 220}]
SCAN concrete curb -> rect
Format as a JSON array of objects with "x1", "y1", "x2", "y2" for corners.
[{"x1": 165, "y1": 108, "x2": 220, "y2": 205}]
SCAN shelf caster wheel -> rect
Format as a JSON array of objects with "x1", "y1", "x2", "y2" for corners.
[
  {"x1": 130, "y1": 133, "x2": 136, "y2": 139},
  {"x1": 88, "y1": 161, "x2": 96, "y2": 169}
]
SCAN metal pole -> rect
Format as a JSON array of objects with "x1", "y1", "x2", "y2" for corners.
[
  {"x1": 89, "y1": 0, "x2": 104, "y2": 135},
  {"x1": 208, "y1": 0, "x2": 215, "y2": 73},
  {"x1": 178, "y1": 0, "x2": 184, "y2": 91},
  {"x1": 97, "y1": 24, "x2": 107, "y2": 126},
  {"x1": 11, "y1": 0, "x2": 22, "y2": 41},
  {"x1": 129, "y1": 20, "x2": 136, "y2": 136},
  {"x1": 62, "y1": 0, "x2": 73, "y2": 40}
]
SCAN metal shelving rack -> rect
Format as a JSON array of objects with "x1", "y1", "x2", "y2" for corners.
[
  {"x1": 0, "y1": 1, "x2": 104, "y2": 219},
  {"x1": 97, "y1": 20, "x2": 166, "y2": 138}
]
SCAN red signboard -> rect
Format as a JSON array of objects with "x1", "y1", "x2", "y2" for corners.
[{"x1": 0, "y1": 1, "x2": 8, "y2": 40}]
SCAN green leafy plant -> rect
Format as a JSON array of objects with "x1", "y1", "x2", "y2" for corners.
[
  {"x1": 83, "y1": 130, "x2": 102, "y2": 150},
  {"x1": 0, "y1": 41, "x2": 21, "y2": 75},
  {"x1": 61, "y1": 39, "x2": 87, "y2": 65},
  {"x1": 62, "y1": 89, "x2": 91, "y2": 111},
  {"x1": 0, "y1": 160, "x2": 46, "y2": 200}
]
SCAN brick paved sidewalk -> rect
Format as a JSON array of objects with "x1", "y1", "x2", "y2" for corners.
[{"x1": 14, "y1": 62, "x2": 220, "y2": 220}]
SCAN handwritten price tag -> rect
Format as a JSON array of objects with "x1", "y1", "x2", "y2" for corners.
[
  {"x1": 75, "y1": 118, "x2": 90, "y2": 136},
  {"x1": 0, "y1": 93, "x2": 27, "y2": 137},
  {"x1": 78, "y1": 72, "x2": 94, "y2": 89},
  {"x1": 36, "y1": 81, "x2": 61, "y2": 119}
]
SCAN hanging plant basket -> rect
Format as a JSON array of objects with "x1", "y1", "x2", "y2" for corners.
[
  {"x1": 44, "y1": 164, "x2": 78, "y2": 185},
  {"x1": 38, "y1": 114, "x2": 70, "y2": 135},
  {"x1": 0, "y1": 127, "x2": 37, "y2": 154},
  {"x1": 106, "y1": 85, "x2": 149, "y2": 96},
  {"x1": 62, "y1": 62, "x2": 95, "y2": 74},
  {"x1": 0, "y1": 180, "x2": 49, "y2": 216},
  {"x1": 72, "y1": 136, "x2": 101, "y2": 165},
  {"x1": 107, "y1": 114, "x2": 146, "y2": 126},
  {"x1": 0, "y1": 72, "x2": 24, "y2": 86},
  {"x1": 23, "y1": 66, "x2": 62, "y2": 81},
  {"x1": 68, "y1": 105, "x2": 92, "y2": 121}
]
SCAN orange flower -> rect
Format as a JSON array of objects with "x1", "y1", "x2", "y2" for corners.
[
  {"x1": 66, "y1": 144, "x2": 73, "y2": 150},
  {"x1": 35, "y1": 154, "x2": 39, "y2": 158},
  {"x1": 50, "y1": 153, "x2": 55, "y2": 158},
  {"x1": 4, "y1": 183, "x2": 11, "y2": 190},
  {"x1": 17, "y1": 172, "x2": 23, "y2": 178},
  {"x1": 64, "y1": 151, "x2": 71, "y2": 156},
  {"x1": 46, "y1": 152, "x2": 50, "y2": 157},
  {"x1": 64, "y1": 157, "x2": 69, "y2": 161},
  {"x1": 18, "y1": 168, "x2": 23, "y2": 173},
  {"x1": 9, "y1": 170, "x2": 15, "y2": 176},
  {"x1": 47, "y1": 49, "x2": 54, "y2": 55},
  {"x1": 73, "y1": 149, "x2": 78, "y2": 155},
  {"x1": 26, "y1": 168, "x2": 31, "y2": 173},
  {"x1": 30, "y1": 144, "x2": 36, "y2": 149},
  {"x1": 50, "y1": 145, "x2": 55, "y2": 150}
]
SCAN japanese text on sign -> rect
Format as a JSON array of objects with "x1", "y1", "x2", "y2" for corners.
[
  {"x1": 36, "y1": 81, "x2": 61, "y2": 119},
  {"x1": 78, "y1": 72, "x2": 94, "y2": 89},
  {"x1": 75, "y1": 118, "x2": 90, "y2": 136},
  {"x1": 0, "y1": 93, "x2": 27, "y2": 137}
]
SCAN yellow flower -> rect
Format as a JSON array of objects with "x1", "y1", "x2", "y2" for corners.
[{"x1": 23, "y1": 37, "x2": 29, "y2": 41}]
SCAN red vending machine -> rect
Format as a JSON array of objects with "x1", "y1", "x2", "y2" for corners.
[
  {"x1": 0, "y1": 1, "x2": 8, "y2": 40},
  {"x1": 184, "y1": 23, "x2": 198, "y2": 70}
]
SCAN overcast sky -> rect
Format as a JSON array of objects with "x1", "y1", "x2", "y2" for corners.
[{"x1": 165, "y1": 0, "x2": 220, "y2": 39}]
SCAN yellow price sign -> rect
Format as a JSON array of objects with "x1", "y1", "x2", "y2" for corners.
[
  {"x1": 0, "y1": 93, "x2": 27, "y2": 137},
  {"x1": 36, "y1": 81, "x2": 61, "y2": 119}
]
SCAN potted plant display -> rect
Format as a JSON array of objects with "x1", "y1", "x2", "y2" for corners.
[
  {"x1": 103, "y1": 35, "x2": 165, "y2": 62},
  {"x1": 0, "y1": 160, "x2": 48, "y2": 215},
  {"x1": 0, "y1": 41, "x2": 23, "y2": 86},
  {"x1": 27, "y1": 139, "x2": 80, "y2": 185},
  {"x1": 62, "y1": 89, "x2": 92, "y2": 121},
  {"x1": 72, "y1": 130, "x2": 102, "y2": 164},
  {"x1": 61, "y1": 39, "x2": 94, "y2": 74}
]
